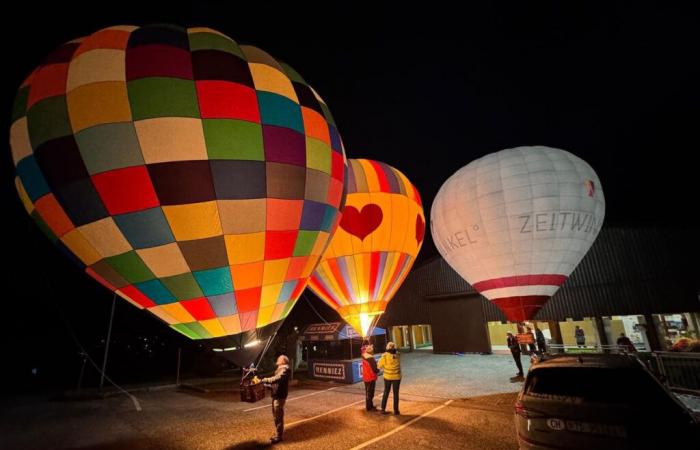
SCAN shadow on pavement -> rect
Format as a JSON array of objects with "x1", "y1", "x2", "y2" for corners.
[
  {"x1": 226, "y1": 440, "x2": 271, "y2": 449},
  {"x1": 56, "y1": 438, "x2": 185, "y2": 450}
]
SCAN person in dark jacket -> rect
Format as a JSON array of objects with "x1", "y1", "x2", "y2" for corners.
[
  {"x1": 507, "y1": 332, "x2": 524, "y2": 377},
  {"x1": 535, "y1": 325, "x2": 547, "y2": 353},
  {"x1": 575, "y1": 326, "x2": 586, "y2": 348},
  {"x1": 616, "y1": 333, "x2": 637, "y2": 352},
  {"x1": 361, "y1": 344, "x2": 379, "y2": 411},
  {"x1": 261, "y1": 355, "x2": 290, "y2": 444}
]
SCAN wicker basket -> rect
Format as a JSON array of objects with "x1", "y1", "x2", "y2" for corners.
[{"x1": 240, "y1": 381, "x2": 266, "y2": 403}]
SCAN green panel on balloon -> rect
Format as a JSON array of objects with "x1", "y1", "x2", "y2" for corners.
[
  {"x1": 306, "y1": 139, "x2": 332, "y2": 174},
  {"x1": 188, "y1": 32, "x2": 245, "y2": 59},
  {"x1": 76, "y1": 123, "x2": 145, "y2": 174},
  {"x1": 127, "y1": 78, "x2": 200, "y2": 120},
  {"x1": 171, "y1": 323, "x2": 200, "y2": 340},
  {"x1": 293, "y1": 230, "x2": 318, "y2": 257},
  {"x1": 282, "y1": 300, "x2": 295, "y2": 316},
  {"x1": 319, "y1": 102, "x2": 336, "y2": 128},
  {"x1": 106, "y1": 252, "x2": 156, "y2": 284},
  {"x1": 26, "y1": 97, "x2": 72, "y2": 149},
  {"x1": 202, "y1": 119, "x2": 264, "y2": 160},
  {"x1": 161, "y1": 273, "x2": 205, "y2": 300},
  {"x1": 280, "y1": 63, "x2": 306, "y2": 84},
  {"x1": 31, "y1": 210, "x2": 58, "y2": 242},
  {"x1": 12, "y1": 86, "x2": 29, "y2": 123},
  {"x1": 185, "y1": 321, "x2": 212, "y2": 339}
]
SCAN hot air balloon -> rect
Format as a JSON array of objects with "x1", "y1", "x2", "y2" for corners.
[
  {"x1": 431, "y1": 146, "x2": 605, "y2": 322},
  {"x1": 10, "y1": 25, "x2": 346, "y2": 355},
  {"x1": 308, "y1": 159, "x2": 424, "y2": 336}
]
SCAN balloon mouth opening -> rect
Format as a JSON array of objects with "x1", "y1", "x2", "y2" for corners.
[
  {"x1": 492, "y1": 296, "x2": 550, "y2": 322},
  {"x1": 358, "y1": 312, "x2": 382, "y2": 337}
]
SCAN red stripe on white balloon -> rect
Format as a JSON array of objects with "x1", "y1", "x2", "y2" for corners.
[{"x1": 472, "y1": 274, "x2": 567, "y2": 292}]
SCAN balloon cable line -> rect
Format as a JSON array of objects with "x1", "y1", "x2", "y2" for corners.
[
  {"x1": 44, "y1": 274, "x2": 142, "y2": 411},
  {"x1": 254, "y1": 332, "x2": 277, "y2": 369},
  {"x1": 23, "y1": 215, "x2": 141, "y2": 411}
]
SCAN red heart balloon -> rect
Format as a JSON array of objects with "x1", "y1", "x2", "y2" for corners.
[
  {"x1": 339, "y1": 204, "x2": 383, "y2": 240},
  {"x1": 416, "y1": 214, "x2": 425, "y2": 245}
]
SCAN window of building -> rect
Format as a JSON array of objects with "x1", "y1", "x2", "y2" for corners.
[
  {"x1": 603, "y1": 315, "x2": 650, "y2": 351},
  {"x1": 653, "y1": 312, "x2": 700, "y2": 351}
]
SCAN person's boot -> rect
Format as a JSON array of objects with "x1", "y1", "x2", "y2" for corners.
[{"x1": 270, "y1": 436, "x2": 283, "y2": 444}]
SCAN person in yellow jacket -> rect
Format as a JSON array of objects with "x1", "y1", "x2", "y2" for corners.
[{"x1": 378, "y1": 341, "x2": 401, "y2": 415}]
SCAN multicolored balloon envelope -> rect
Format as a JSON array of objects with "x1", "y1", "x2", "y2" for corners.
[
  {"x1": 308, "y1": 159, "x2": 424, "y2": 336},
  {"x1": 431, "y1": 146, "x2": 605, "y2": 322},
  {"x1": 10, "y1": 25, "x2": 346, "y2": 341}
]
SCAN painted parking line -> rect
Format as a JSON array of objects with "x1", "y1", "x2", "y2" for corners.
[
  {"x1": 243, "y1": 386, "x2": 338, "y2": 412},
  {"x1": 349, "y1": 399, "x2": 455, "y2": 450},
  {"x1": 285, "y1": 394, "x2": 382, "y2": 428}
]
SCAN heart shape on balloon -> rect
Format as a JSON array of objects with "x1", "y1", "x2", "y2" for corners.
[
  {"x1": 339, "y1": 204, "x2": 383, "y2": 241},
  {"x1": 416, "y1": 214, "x2": 425, "y2": 245}
]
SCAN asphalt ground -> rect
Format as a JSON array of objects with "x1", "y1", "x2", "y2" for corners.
[{"x1": 1, "y1": 352, "x2": 529, "y2": 450}]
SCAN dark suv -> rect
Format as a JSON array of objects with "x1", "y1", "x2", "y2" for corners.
[{"x1": 515, "y1": 354, "x2": 699, "y2": 449}]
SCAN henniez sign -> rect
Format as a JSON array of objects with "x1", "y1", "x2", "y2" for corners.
[
  {"x1": 304, "y1": 323, "x2": 342, "y2": 335},
  {"x1": 312, "y1": 362, "x2": 346, "y2": 380}
]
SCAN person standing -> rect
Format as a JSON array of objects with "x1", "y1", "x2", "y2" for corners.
[
  {"x1": 616, "y1": 333, "x2": 637, "y2": 353},
  {"x1": 575, "y1": 326, "x2": 586, "y2": 348},
  {"x1": 525, "y1": 326, "x2": 537, "y2": 354},
  {"x1": 507, "y1": 332, "x2": 524, "y2": 377},
  {"x1": 378, "y1": 342, "x2": 402, "y2": 415},
  {"x1": 361, "y1": 344, "x2": 379, "y2": 411},
  {"x1": 535, "y1": 325, "x2": 547, "y2": 353},
  {"x1": 261, "y1": 355, "x2": 290, "y2": 444}
]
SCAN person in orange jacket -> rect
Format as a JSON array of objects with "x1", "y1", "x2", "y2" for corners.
[{"x1": 361, "y1": 344, "x2": 379, "y2": 411}]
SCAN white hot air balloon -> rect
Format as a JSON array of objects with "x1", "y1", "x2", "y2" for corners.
[{"x1": 431, "y1": 146, "x2": 605, "y2": 322}]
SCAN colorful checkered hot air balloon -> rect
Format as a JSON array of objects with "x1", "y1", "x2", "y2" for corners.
[
  {"x1": 431, "y1": 146, "x2": 605, "y2": 322},
  {"x1": 308, "y1": 159, "x2": 424, "y2": 336},
  {"x1": 10, "y1": 25, "x2": 346, "y2": 344}
]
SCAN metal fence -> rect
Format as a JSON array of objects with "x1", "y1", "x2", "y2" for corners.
[
  {"x1": 547, "y1": 344, "x2": 631, "y2": 353},
  {"x1": 653, "y1": 351, "x2": 700, "y2": 395}
]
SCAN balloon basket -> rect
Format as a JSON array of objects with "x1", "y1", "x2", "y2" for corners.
[{"x1": 240, "y1": 381, "x2": 265, "y2": 403}]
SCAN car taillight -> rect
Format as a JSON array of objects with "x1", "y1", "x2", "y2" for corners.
[{"x1": 515, "y1": 400, "x2": 543, "y2": 419}]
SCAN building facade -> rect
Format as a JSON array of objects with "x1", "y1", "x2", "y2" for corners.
[{"x1": 379, "y1": 227, "x2": 700, "y2": 354}]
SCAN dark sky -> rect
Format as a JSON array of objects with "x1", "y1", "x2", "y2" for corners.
[{"x1": 3, "y1": 2, "x2": 699, "y2": 384}]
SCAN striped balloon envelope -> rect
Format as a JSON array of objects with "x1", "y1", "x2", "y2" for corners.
[
  {"x1": 308, "y1": 159, "x2": 424, "y2": 336},
  {"x1": 431, "y1": 146, "x2": 605, "y2": 322},
  {"x1": 10, "y1": 25, "x2": 346, "y2": 342}
]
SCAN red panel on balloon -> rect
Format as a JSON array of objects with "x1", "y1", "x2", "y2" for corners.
[
  {"x1": 265, "y1": 230, "x2": 298, "y2": 260},
  {"x1": 196, "y1": 80, "x2": 260, "y2": 122},
  {"x1": 92, "y1": 166, "x2": 160, "y2": 215},
  {"x1": 236, "y1": 287, "x2": 261, "y2": 313},
  {"x1": 181, "y1": 297, "x2": 217, "y2": 321},
  {"x1": 120, "y1": 285, "x2": 157, "y2": 308}
]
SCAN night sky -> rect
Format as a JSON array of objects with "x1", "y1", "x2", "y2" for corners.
[{"x1": 3, "y1": 2, "x2": 699, "y2": 387}]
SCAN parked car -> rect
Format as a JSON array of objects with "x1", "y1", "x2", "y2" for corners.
[{"x1": 515, "y1": 353, "x2": 699, "y2": 449}]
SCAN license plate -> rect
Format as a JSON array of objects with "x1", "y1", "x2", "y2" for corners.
[{"x1": 547, "y1": 418, "x2": 626, "y2": 438}]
